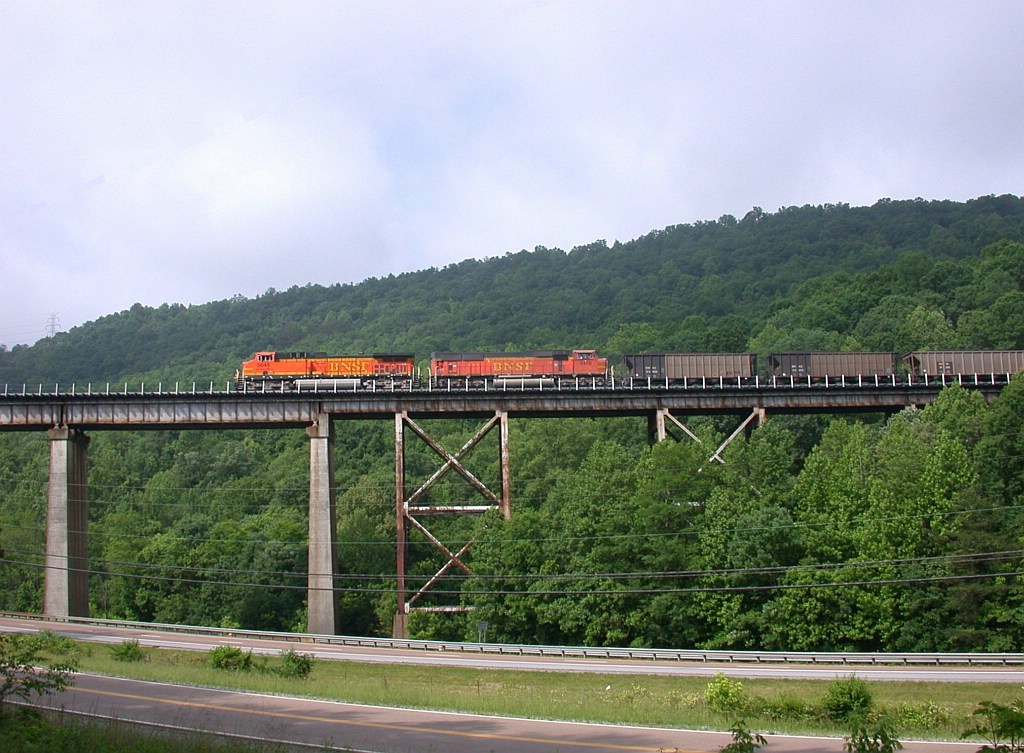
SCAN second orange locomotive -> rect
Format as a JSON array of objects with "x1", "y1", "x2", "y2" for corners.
[{"x1": 430, "y1": 349, "x2": 608, "y2": 388}]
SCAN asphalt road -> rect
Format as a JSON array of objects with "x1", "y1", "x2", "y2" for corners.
[
  {"x1": 0, "y1": 616, "x2": 1000, "y2": 752},
  {"x1": 33, "y1": 672, "x2": 980, "y2": 753}
]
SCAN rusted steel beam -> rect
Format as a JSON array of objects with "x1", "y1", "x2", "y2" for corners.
[
  {"x1": 394, "y1": 412, "x2": 408, "y2": 639},
  {"x1": 393, "y1": 411, "x2": 511, "y2": 636},
  {"x1": 406, "y1": 539, "x2": 474, "y2": 608},
  {"x1": 709, "y1": 407, "x2": 764, "y2": 464},
  {"x1": 403, "y1": 414, "x2": 499, "y2": 505}
]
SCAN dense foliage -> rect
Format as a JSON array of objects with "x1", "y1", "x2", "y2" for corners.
[
  {"x1": 3, "y1": 195, "x2": 1024, "y2": 384},
  {"x1": 1, "y1": 196, "x2": 1023, "y2": 651}
]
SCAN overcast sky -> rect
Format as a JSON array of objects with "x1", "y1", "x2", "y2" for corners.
[{"x1": 2, "y1": 1, "x2": 1022, "y2": 345}]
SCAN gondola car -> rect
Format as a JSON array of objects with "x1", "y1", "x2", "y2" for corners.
[
  {"x1": 430, "y1": 349, "x2": 608, "y2": 388},
  {"x1": 238, "y1": 351, "x2": 417, "y2": 390}
]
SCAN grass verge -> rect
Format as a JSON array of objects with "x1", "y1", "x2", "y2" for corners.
[{"x1": 55, "y1": 638, "x2": 1020, "y2": 743}]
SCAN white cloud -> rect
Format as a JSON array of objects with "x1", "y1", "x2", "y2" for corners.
[{"x1": 1, "y1": 0, "x2": 1022, "y2": 345}]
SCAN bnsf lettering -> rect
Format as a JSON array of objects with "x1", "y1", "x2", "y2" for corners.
[
  {"x1": 490, "y1": 360, "x2": 536, "y2": 373},
  {"x1": 326, "y1": 359, "x2": 373, "y2": 375}
]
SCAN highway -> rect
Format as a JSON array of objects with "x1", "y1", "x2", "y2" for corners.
[
  {"x1": 1, "y1": 615, "x2": 1004, "y2": 753},
  {"x1": 32, "y1": 673, "x2": 979, "y2": 753}
]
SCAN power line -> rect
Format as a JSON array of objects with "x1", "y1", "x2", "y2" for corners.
[
  {"x1": 2, "y1": 547, "x2": 1019, "y2": 588},
  {"x1": 3, "y1": 502, "x2": 1024, "y2": 547},
  {"x1": 2, "y1": 556, "x2": 1020, "y2": 597}
]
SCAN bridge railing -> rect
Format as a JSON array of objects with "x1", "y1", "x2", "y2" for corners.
[{"x1": 1, "y1": 371, "x2": 1017, "y2": 398}]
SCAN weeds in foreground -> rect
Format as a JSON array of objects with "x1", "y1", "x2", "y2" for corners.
[
  {"x1": 721, "y1": 697, "x2": 1024, "y2": 753},
  {"x1": 0, "y1": 707, "x2": 280, "y2": 753},
  {"x1": 720, "y1": 721, "x2": 767, "y2": 752},
  {"x1": 960, "y1": 699, "x2": 1024, "y2": 752},
  {"x1": 843, "y1": 717, "x2": 903, "y2": 753}
]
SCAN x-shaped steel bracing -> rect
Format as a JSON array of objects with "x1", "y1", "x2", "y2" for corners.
[
  {"x1": 652, "y1": 406, "x2": 766, "y2": 464},
  {"x1": 394, "y1": 410, "x2": 510, "y2": 637}
]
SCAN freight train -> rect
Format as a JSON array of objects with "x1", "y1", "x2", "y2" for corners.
[{"x1": 237, "y1": 349, "x2": 1024, "y2": 391}]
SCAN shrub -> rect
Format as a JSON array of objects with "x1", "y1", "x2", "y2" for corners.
[
  {"x1": 276, "y1": 649, "x2": 314, "y2": 679},
  {"x1": 892, "y1": 701, "x2": 952, "y2": 728},
  {"x1": 207, "y1": 645, "x2": 254, "y2": 672},
  {"x1": 109, "y1": 639, "x2": 146, "y2": 663},
  {"x1": 753, "y1": 695, "x2": 815, "y2": 722},
  {"x1": 706, "y1": 673, "x2": 746, "y2": 714},
  {"x1": 824, "y1": 676, "x2": 873, "y2": 723},
  {"x1": 34, "y1": 630, "x2": 82, "y2": 659}
]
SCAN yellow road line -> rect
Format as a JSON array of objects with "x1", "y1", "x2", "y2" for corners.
[{"x1": 67, "y1": 685, "x2": 708, "y2": 753}]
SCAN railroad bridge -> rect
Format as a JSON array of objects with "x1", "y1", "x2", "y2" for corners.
[{"x1": 0, "y1": 377, "x2": 1007, "y2": 637}]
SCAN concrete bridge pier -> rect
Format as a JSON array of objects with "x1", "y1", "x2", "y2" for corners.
[
  {"x1": 306, "y1": 413, "x2": 339, "y2": 635},
  {"x1": 44, "y1": 426, "x2": 90, "y2": 617}
]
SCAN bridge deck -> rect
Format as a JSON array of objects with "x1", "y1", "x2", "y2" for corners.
[{"x1": 0, "y1": 376, "x2": 1009, "y2": 429}]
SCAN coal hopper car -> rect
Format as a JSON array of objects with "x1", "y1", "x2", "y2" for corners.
[
  {"x1": 766, "y1": 352, "x2": 898, "y2": 382},
  {"x1": 903, "y1": 350, "x2": 1024, "y2": 377},
  {"x1": 622, "y1": 353, "x2": 757, "y2": 385}
]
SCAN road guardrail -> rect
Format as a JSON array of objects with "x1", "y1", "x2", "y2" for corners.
[{"x1": 4, "y1": 612, "x2": 1021, "y2": 666}]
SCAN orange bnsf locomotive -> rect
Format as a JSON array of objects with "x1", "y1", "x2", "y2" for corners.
[
  {"x1": 237, "y1": 351, "x2": 417, "y2": 390},
  {"x1": 430, "y1": 349, "x2": 608, "y2": 389}
]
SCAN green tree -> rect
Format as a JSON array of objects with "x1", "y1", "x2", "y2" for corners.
[
  {"x1": 691, "y1": 423, "x2": 800, "y2": 648},
  {"x1": 893, "y1": 305, "x2": 959, "y2": 352},
  {"x1": 976, "y1": 375, "x2": 1024, "y2": 501},
  {"x1": 0, "y1": 633, "x2": 76, "y2": 705}
]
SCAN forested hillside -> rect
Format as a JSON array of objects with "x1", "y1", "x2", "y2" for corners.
[
  {"x1": 1, "y1": 195, "x2": 1024, "y2": 651},
  {"x1": 2, "y1": 194, "x2": 1024, "y2": 385}
]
